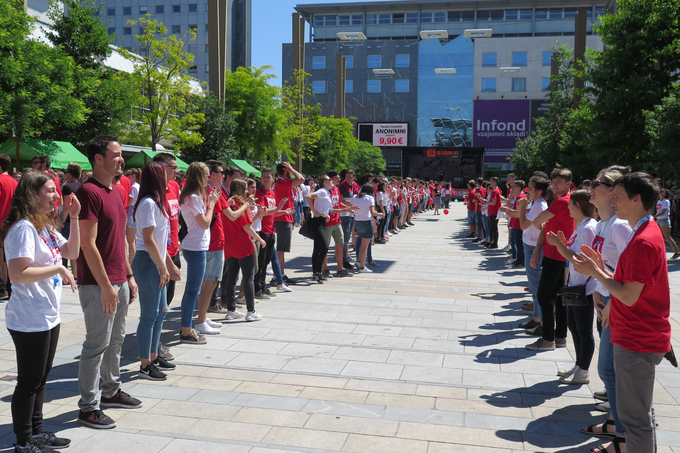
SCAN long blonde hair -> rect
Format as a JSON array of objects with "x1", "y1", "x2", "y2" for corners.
[{"x1": 180, "y1": 162, "x2": 208, "y2": 206}]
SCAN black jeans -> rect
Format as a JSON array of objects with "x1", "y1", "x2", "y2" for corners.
[
  {"x1": 309, "y1": 216, "x2": 328, "y2": 274},
  {"x1": 488, "y1": 215, "x2": 499, "y2": 245},
  {"x1": 166, "y1": 253, "x2": 181, "y2": 304},
  {"x1": 377, "y1": 212, "x2": 388, "y2": 240},
  {"x1": 537, "y1": 257, "x2": 568, "y2": 342},
  {"x1": 225, "y1": 254, "x2": 256, "y2": 312},
  {"x1": 9, "y1": 325, "x2": 60, "y2": 446},
  {"x1": 254, "y1": 233, "x2": 275, "y2": 293},
  {"x1": 567, "y1": 294, "x2": 595, "y2": 370}
]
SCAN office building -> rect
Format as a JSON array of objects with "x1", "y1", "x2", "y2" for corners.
[{"x1": 283, "y1": 0, "x2": 605, "y2": 180}]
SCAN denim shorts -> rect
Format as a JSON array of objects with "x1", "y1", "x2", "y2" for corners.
[
  {"x1": 467, "y1": 210, "x2": 477, "y2": 225},
  {"x1": 204, "y1": 250, "x2": 225, "y2": 281},
  {"x1": 355, "y1": 220, "x2": 373, "y2": 239},
  {"x1": 657, "y1": 217, "x2": 671, "y2": 228}
]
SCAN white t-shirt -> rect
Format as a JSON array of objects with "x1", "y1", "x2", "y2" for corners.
[
  {"x1": 180, "y1": 193, "x2": 210, "y2": 251},
  {"x1": 129, "y1": 182, "x2": 140, "y2": 206},
  {"x1": 300, "y1": 184, "x2": 311, "y2": 207},
  {"x1": 350, "y1": 195, "x2": 375, "y2": 221},
  {"x1": 567, "y1": 217, "x2": 598, "y2": 294},
  {"x1": 252, "y1": 205, "x2": 262, "y2": 232},
  {"x1": 5, "y1": 219, "x2": 67, "y2": 332},
  {"x1": 523, "y1": 199, "x2": 548, "y2": 246},
  {"x1": 482, "y1": 191, "x2": 490, "y2": 216},
  {"x1": 313, "y1": 188, "x2": 333, "y2": 216},
  {"x1": 592, "y1": 215, "x2": 631, "y2": 296},
  {"x1": 656, "y1": 198, "x2": 670, "y2": 219},
  {"x1": 135, "y1": 197, "x2": 169, "y2": 262},
  {"x1": 376, "y1": 191, "x2": 385, "y2": 208}
]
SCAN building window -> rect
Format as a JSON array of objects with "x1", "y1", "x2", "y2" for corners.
[
  {"x1": 543, "y1": 51, "x2": 554, "y2": 66},
  {"x1": 139, "y1": 6, "x2": 147, "y2": 14},
  {"x1": 506, "y1": 9, "x2": 533, "y2": 20},
  {"x1": 392, "y1": 13, "x2": 404, "y2": 24},
  {"x1": 107, "y1": 27, "x2": 116, "y2": 35},
  {"x1": 378, "y1": 14, "x2": 390, "y2": 24},
  {"x1": 478, "y1": 10, "x2": 505, "y2": 20},
  {"x1": 189, "y1": 66, "x2": 197, "y2": 73},
  {"x1": 314, "y1": 15, "x2": 324, "y2": 26},
  {"x1": 542, "y1": 77, "x2": 551, "y2": 91},
  {"x1": 312, "y1": 56, "x2": 326, "y2": 70},
  {"x1": 345, "y1": 56, "x2": 353, "y2": 69},
  {"x1": 139, "y1": 26, "x2": 146, "y2": 34},
  {"x1": 395, "y1": 54, "x2": 409, "y2": 68},
  {"x1": 173, "y1": 5, "x2": 180, "y2": 12},
  {"x1": 189, "y1": 24, "x2": 197, "y2": 32},
  {"x1": 205, "y1": 65, "x2": 209, "y2": 73},
  {"x1": 367, "y1": 80, "x2": 381, "y2": 93},
  {"x1": 94, "y1": 8, "x2": 99, "y2": 16},
  {"x1": 188, "y1": 44, "x2": 197, "y2": 54},
  {"x1": 107, "y1": 7, "x2": 115, "y2": 15},
  {"x1": 422, "y1": 12, "x2": 446, "y2": 23},
  {"x1": 395, "y1": 80, "x2": 409, "y2": 93},
  {"x1": 205, "y1": 44, "x2": 209, "y2": 53},
  {"x1": 205, "y1": 24, "x2": 208, "y2": 32},
  {"x1": 338, "y1": 15, "x2": 350, "y2": 25},
  {"x1": 434, "y1": 12, "x2": 446, "y2": 22},
  {"x1": 189, "y1": 3, "x2": 197, "y2": 12},
  {"x1": 406, "y1": 13, "x2": 418, "y2": 23},
  {"x1": 124, "y1": 27, "x2": 132, "y2": 35},
  {"x1": 123, "y1": 6, "x2": 131, "y2": 15},
  {"x1": 482, "y1": 78, "x2": 496, "y2": 92},
  {"x1": 421, "y1": 12, "x2": 432, "y2": 23},
  {"x1": 482, "y1": 53, "x2": 497, "y2": 67},
  {"x1": 512, "y1": 78, "x2": 527, "y2": 92},
  {"x1": 447, "y1": 11, "x2": 474, "y2": 21},
  {"x1": 366, "y1": 14, "x2": 377, "y2": 24},
  {"x1": 352, "y1": 15, "x2": 363, "y2": 25},
  {"x1": 345, "y1": 80, "x2": 353, "y2": 94},
  {"x1": 325, "y1": 15, "x2": 336, "y2": 26},
  {"x1": 367, "y1": 55, "x2": 381, "y2": 69},
  {"x1": 312, "y1": 80, "x2": 325, "y2": 94},
  {"x1": 155, "y1": 5, "x2": 164, "y2": 14},
  {"x1": 172, "y1": 25, "x2": 181, "y2": 33},
  {"x1": 512, "y1": 52, "x2": 527, "y2": 66}
]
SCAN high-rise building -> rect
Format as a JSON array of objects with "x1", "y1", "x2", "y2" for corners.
[
  {"x1": 101, "y1": 0, "x2": 251, "y2": 92},
  {"x1": 283, "y1": 0, "x2": 606, "y2": 180}
]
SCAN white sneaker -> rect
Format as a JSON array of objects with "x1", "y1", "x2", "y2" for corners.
[
  {"x1": 245, "y1": 311, "x2": 263, "y2": 322},
  {"x1": 505, "y1": 259, "x2": 514, "y2": 265},
  {"x1": 359, "y1": 267, "x2": 373, "y2": 273},
  {"x1": 557, "y1": 364, "x2": 578, "y2": 377},
  {"x1": 235, "y1": 296, "x2": 245, "y2": 307},
  {"x1": 277, "y1": 284, "x2": 293, "y2": 292},
  {"x1": 225, "y1": 310, "x2": 244, "y2": 320},
  {"x1": 559, "y1": 367, "x2": 589, "y2": 385},
  {"x1": 195, "y1": 321, "x2": 221, "y2": 335},
  {"x1": 206, "y1": 319, "x2": 223, "y2": 328},
  {"x1": 502, "y1": 244, "x2": 512, "y2": 252}
]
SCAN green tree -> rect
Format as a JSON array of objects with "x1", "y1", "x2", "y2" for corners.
[
  {"x1": 348, "y1": 141, "x2": 386, "y2": 176},
  {"x1": 303, "y1": 116, "x2": 354, "y2": 175},
  {"x1": 119, "y1": 16, "x2": 204, "y2": 151},
  {"x1": 644, "y1": 85, "x2": 680, "y2": 185},
  {"x1": 0, "y1": 0, "x2": 86, "y2": 141},
  {"x1": 280, "y1": 70, "x2": 322, "y2": 164},
  {"x1": 180, "y1": 93, "x2": 237, "y2": 164},
  {"x1": 223, "y1": 66, "x2": 287, "y2": 164},
  {"x1": 45, "y1": 0, "x2": 134, "y2": 147}
]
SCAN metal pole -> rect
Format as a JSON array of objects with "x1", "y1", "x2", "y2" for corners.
[
  {"x1": 336, "y1": 54, "x2": 346, "y2": 118},
  {"x1": 573, "y1": 7, "x2": 588, "y2": 107}
]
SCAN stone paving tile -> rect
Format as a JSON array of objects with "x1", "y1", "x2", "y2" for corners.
[
  {"x1": 261, "y1": 426, "x2": 348, "y2": 450},
  {"x1": 301, "y1": 399, "x2": 386, "y2": 419},
  {"x1": 339, "y1": 361, "x2": 404, "y2": 380},
  {"x1": 342, "y1": 433, "x2": 428, "y2": 453}
]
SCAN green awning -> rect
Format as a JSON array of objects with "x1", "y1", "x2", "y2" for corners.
[
  {"x1": 0, "y1": 139, "x2": 91, "y2": 170},
  {"x1": 228, "y1": 159, "x2": 261, "y2": 177},
  {"x1": 125, "y1": 150, "x2": 189, "y2": 171}
]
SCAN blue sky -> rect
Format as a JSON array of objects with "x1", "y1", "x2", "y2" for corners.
[{"x1": 252, "y1": 0, "x2": 369, "y2": 86}]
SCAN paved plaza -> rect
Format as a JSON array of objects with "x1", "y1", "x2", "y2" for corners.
[{"x1": 0, "y1": 203, "x2": 679, "y2": 452}]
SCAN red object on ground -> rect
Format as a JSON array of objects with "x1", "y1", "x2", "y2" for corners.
[{"x1": 443, "y1": 209, "x2": 449, "y2": 215}]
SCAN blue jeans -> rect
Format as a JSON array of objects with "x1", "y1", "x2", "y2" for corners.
[
  {"x1": 270, "y1": 245, "x2": 284, "y2": 285},
  {"x1": 340, "y1": 216, "x2": 354, "y2": 261},
  {"x1": 132, "y1": 251, "x2": 167, "y2": 359},
  {"x1": 482, "y1": 216, "x2": 490, "y2": 242},
  {"x1": 511, "y1": 228, "x2": 524, "y2": 264},
  {"x1": 523, "y1": 243, "x2": 542, "y2": 321},
  {"x1": 384, "y1": 209, "x2": 392, "y2": 236},
  {"x1": 476, "y1": 212, "x2": 484, "y2": 238},
  {"x1": 294, "y1": 203, "x2": 302, "y2": 225},
  {"x1": 180, "y1": 249, "x2": 206, "y2": 329},
  {"x1": 598, "y1": 296, "x2": 624, "y2": 435}
]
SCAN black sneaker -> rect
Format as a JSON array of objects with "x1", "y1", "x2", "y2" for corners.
[
  {"x1": 100, "y1": 389, "x2": 143, "y2": 409},
  {"x1": 343, "y1": 261, "x2": 353, "y2": 270},
  {"x1": 138, "y1": 363, "x2": 167, "y2": 381},
  {"x1": 153, "y1": 355, "x2": 176, "y2": 371},
  {"x1": 526, "y1": 325, "x2": 544, "y2": 336},
  {"x1": 321, "y1": 269, "x2": 333, "y2": 278},
  {"x1": 336, "y1": 269, "x2": 354, "y2": 277},
  {"x1": 14, "y1": 441, "x2": 55, "y2": 453},
  {"x1": 264, "y1": 288, "x2": 277, "y2": 298},
  {"x1": 77, "y1": 409, "x2": 116, "y2": 429},
  {"x1": 282, "y1": 275, "x2": 297, "y2": 285},
  {"x1": 269, "y1": 278, "x2": 277, "y2": 287},
  {"x1": 519, "y1": 319, "x2": 539, "y2": 329},
  {"x1": 32, "y1": 431, "x2": 70, "y2": 449}
]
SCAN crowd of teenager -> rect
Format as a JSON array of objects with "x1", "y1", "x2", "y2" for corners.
[
  {"x1": 0, "y1": 135, "x2": 459, "y2": 452},
  {"x1": 464, "y1": 168, "x2": 673, "y2": 453}
]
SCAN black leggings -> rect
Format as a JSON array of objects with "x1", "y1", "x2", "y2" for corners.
[
  {"x1": 225, "y1": 254, "x2": 256, "y2": 312},
  {"x1": 166, "y1": 253, "x2": 181, "y2": 304},
  {"x1": 377, "y1": 211, "x2": 387, "y2": 240},
  {"x1": 537, "y1": 257, "x2": 568, "y2": 342},
  {"x1": 488, "y1": 215, "x2": 499, "y2": 245},
  {"x1": 567, "y1": 294, "x2": 595, "y2": 370},
  {"x1": 9, "y1": 324, "x2": 60, "y2": 446},
  {"x1": 254, "y1": 233, "x2": 275, "y2": 293},
  {"x1": 309, "y1": 216, "x2": 328, "y2": 274}
]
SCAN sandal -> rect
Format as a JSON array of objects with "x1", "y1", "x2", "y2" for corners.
[
  {"x1": 581, "y1": 419, "x2": 616, "y2": 438},
  {"x1": 590, "y1": 436, "x2": 625, "y2": 453}
]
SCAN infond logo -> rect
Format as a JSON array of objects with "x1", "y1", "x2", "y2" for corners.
[{"x1": 476, "y1": 119, "x2": 527, "y2": 138}]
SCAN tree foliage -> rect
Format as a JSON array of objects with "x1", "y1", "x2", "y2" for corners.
[
  {"x1": 118, "y1": 16, "x2": 204, "y2": 151},
  {"x1": 303, "y1": 116, "x2": 354, "y2": 175},
  {"x1": 281, "y1": 70, "x2": 322, "y2": 163},
  {"x1": 180, "y1": 93, "x2": 237, "y2": 165},
  {"x1": 348, "y1": 141, "x2": 386, "y2": 176}
]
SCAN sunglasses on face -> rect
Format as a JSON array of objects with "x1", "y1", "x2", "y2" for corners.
[{"x1": 591, "y1": 180, "x2": 612, "y2": 189}]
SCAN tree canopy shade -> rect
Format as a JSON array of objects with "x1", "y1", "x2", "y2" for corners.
[
  {"x1": 125, "y1": 149, "x2": 189, "y2": 171},
  {"x1": 0, "y1": 139, "x2": 91, "y2": 170}
]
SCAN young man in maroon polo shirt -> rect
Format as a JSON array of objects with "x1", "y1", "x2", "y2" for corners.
[
  {"x1": 273, "y1": 162, "x2": 304, "y2": 285},
  {"x1": 574, "y1": 173, "x2": 671, "y2": 453}
]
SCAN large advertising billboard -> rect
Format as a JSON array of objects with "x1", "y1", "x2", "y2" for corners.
[
  {"x1": 357, "y1": 123, "x2": 408, "y2": 147},
  {"x1": 472, "y1": 100, "x2": 531, "y2": 163}
]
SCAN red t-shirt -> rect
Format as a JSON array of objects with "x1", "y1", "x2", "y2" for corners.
[
  {"x1": 0, "y1": 174, "x2": 18, "y2": 222},
  {"x1": 256, "y1": 187, "x2": 277, "y2": 235},
  {"x1": 476, "y1": 187, "x2": 486, "y2": 212},
  {"x1": 609, "y1": 220, "x2": 671, "y2": 354},
  {"x1": 76, "y1": 178, "x2": 127, "y2": 286},
  {"x1": 114, "y1": 182, "x2": 128, "y2": 206},
  {"x1": 273, "y1": 178, "x2": 295, "y2": 224},
  {"x1": 543, "y1": 193, "x2": 575, "y2": 262},
  {"x1": 487, "y1": 187, "x2": 502, "y2": 216},
  {"x1": 207, "y1": 185, "x2": 226, "y2": 252},
  {"x1": 119, "y1": 175, "x2": 131, "y2": 208},
  {"x1": 327, "y1": 186, "x2": 342, "y2": 227},
  {"x1": 166, "y1": 180, "x2": 180, "y2": 257},
  {"x1": 508, "y1": 193, "x2": 526, "y2": 229},
  {"x1": 223, "y1": 201, "x2": 254, "y2": 259},
  {"x1": 467, "y1": 189, "x2": 477, "y2": 212}
]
